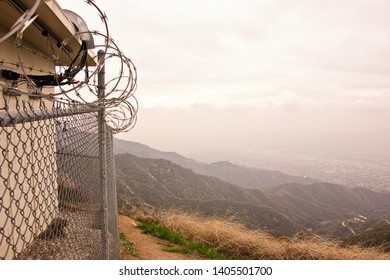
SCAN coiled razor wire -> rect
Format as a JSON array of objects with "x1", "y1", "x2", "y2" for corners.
[
  {"x1": 0, "y1": 0, "x2": 41, "y2": 44},
  {"x1": 0, "y1": 0, "x2": 138, "y2": 133}
]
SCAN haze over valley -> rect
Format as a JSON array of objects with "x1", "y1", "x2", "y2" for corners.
[
  {"x1": 185, "y1": 146, "x2": 390, "y2": 193},
  {"x1": 116, "y1": 136, "x2": 390, "y2": 193}
]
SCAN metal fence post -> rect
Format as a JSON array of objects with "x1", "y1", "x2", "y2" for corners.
[{"x1": 98, "y1": 49, "x2": 109, "y2": 259}]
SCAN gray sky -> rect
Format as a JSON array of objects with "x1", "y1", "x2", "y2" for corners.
[{"x1": 58, "y1": 0, "x2": 390, "y2": 156}]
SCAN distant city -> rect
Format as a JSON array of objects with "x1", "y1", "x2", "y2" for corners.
[{"x1": 184, "y1": 149, "x2": 390, "y2": 192}]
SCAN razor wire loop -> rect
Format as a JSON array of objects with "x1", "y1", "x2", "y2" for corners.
[
  {"x1": 0, "y1": 0, "x2": 42, "y2": 44},
  {"x1": 0, "y1": 0, "x2": 133, "y2": 259},
  {"x1": 0, "y1": 0, "x2": 138, "y2": 133}
]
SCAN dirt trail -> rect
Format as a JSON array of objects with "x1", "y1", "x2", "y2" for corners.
[{"x1": 118, "y1": 215, "x2": 205, "y2": 260}]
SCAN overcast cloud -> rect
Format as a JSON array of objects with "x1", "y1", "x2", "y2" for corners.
[{"x1": 58, "y1": 0, "x2": 390, "y2": 156}]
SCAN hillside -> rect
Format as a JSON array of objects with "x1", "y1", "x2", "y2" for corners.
[
  {"x1": 115, "y1": 153, "x2": 390, "y2": 238},
  {"x1": 118, "y1": 212, "x2": 390, "y2": 260},
  {"x1": 343, "y1": 224, "x2": 390, "y2": 252},
  {"x1": 115, "y1": 153, "x2": 298, "y2": 235},
  {"x1": 265, "y1": 183, "x2": 390, "y2": 237},
  {"x1": 153, "y1": 210, "x2": 390, "y2": 260},
  {"x1": 114, "y1": 138, "x2": 317, "y2": 189}
]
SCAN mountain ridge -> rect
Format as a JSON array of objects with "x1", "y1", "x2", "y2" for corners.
[
  {"x1": 114, "y1": 138, "x2": 317, "y2": 190},
  {"x1": 115, "y1": 152, "x2": 390, "y2": 238}
]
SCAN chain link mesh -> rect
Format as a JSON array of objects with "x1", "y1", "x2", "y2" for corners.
[
  {"x1": 0, "y1": 97, "x2": 119, "y2": 260},
  {"x1": 0, "y1": 0, "x2": 136, "y2": 260}
]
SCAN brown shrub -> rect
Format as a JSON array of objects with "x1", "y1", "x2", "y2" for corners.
[{"x1": 154, "y1": 209, "x2": 390, "y2": 260}]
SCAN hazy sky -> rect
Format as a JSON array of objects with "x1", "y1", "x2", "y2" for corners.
[{"x1": 57, "y1": 0, "x2": 390, "y2": 156}]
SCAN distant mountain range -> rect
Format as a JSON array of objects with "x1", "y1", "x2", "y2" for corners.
[
  {"x1": 114, "y1": 138, "x2": 317, "y2": 190},
  {"x1": 114, "y1": 139, "x2": 390, "y2": 240}
]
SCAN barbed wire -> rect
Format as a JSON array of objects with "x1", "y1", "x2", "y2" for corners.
[{"x1": 0, "y1": 0, "x2": 138, "y2": 133}]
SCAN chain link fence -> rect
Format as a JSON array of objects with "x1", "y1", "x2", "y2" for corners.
[
  {"x1": 0, "y1": 97, "x2": 119, "y2": 259},
  {"x1": 0, "y1": 0, "x2": 138, "y2": 260}
]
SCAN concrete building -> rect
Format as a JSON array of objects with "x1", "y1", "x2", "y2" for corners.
[{"x1": 0, "y1": 0, "x2": 95, "y2": 259}]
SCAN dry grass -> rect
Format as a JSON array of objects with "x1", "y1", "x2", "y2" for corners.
[{"x1": 152, "y1": 209, "x2": 390, "y2": 260}]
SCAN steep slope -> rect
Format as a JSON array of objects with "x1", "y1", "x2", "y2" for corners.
[
  {"x1": 265, "y1": 183, "x2": 390, "y2": 236},
  {"x1": 115, "y1": 153, "x2": 298, "y2": 235},
  {"x1": 172, "y1": 199, "x2": 298, "y2": 234},
  {"x1": 352, "y1": 187, "x2": 390, "y2": 209},
  {"x1": 343, "y1": 224, "x2": 390, "y2": 252},
  {"x1": 115, "y1": 154, "x2": 268, "y2": 204},
  {"x1": 114, "y1": 138, "x2": 317, "y2": 189},
  {"x1": 114, "y1": 139, "x2": 197, "y2": 167},
  {"x1": 115, "y1": 152, "x2": 390, "y2": 238}
]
